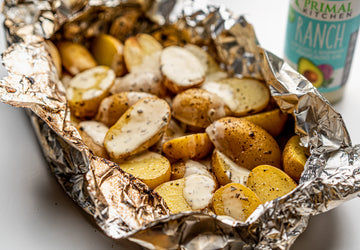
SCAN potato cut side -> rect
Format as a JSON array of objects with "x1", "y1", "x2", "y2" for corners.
[
  {"x1": 172, "y1": 88, "x2": 229, "y2": 128},
  {"x1": 171, "y1": 159, "x2": 212, "y2": 180},
  {"x1": 212, "y1": 150, "x2": 250, "y2": 186},
  {"x1": 246, "y1": 165, "x2": 297, "y2": 203},
  {"x1": 282, "y1": 135, "x2": 309, "y2": 182},
  {"x1": 119, "y1": 151, "x2": 171, "y2": 189},
  {"x1": 162, "y1": 133, "x2": 214, "y2": 160},
  {"x1": 104, "y1": 97, "x2": 171, "y2": 162},
  {"x1": 91, "y1": 34, "x2": 126, "y2": 76},
  {"x1": 161, "y1": 46, "x2": 205, "y2": 93},
  {"x1": 202, "y1": 78, "x2": 270, "y2": 116},
  {"x1": 57, "y1": 41, "x2": 97, "y2": 75},
  {"x1": 206, "y1": 117, "x2": 282, "y2": 170},
  {"x1": 95, "y1": 91, "x2": 155, "y2": 127},
  {"x1": 45, "y1": 40, "x2": 62, "y2": 77},
  {"x1": 77, "y1": 121, "x2": 109, "y2": 158},
  {"x1": 154, "y1": 178, "x2": 191, "y2": 214},
  {"x1": 212, "y1": 183, "x2": 261, "y2": 222},
  {"x1": 124, "y1": 33, "x2": 163, "y2": 72},
  {"x1": 66, "y1": 66, "x2": 115, "y2": 118},
  {"x1": 242, "y1": 109, "x2": 288, "y2": 138}
]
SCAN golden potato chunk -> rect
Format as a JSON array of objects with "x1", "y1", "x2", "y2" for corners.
[
  {"x1": 246, "y1": 165, "x2": 297, "y2": 203},
  {"x1": 120, "y1": 151, "x2": 171, "y2": 189},
  {"x1": 57, "y1": 41, "x2": 97, "y2": 75},
  {"x1": 202, "y1": 78, "x2": 270, "y2": 116},
  {"x1": 104, "y1": 98, "x2": 171, "y2": 163},
  {"x1": 161, "y1": 46, "x2": 205, "y2": 93},
  {"x1": 206, "y1": 117, "x2": 282, "y2": 170},
  {"x1": 45, "y1": 40, "x2": 62, "y2": 77},
  {"x1": 212, "y1": 183, "x2": 261, "y2": 222},
  {"x1": 95, "y1": 91, "x2": 154, "y2": 127},
  {"x1": 171, "y1": 159, "x2": 212, "y2": 180},
  {"x1": 162, "y1": 133, "x2": 214, "y2": 160},
  {"x1": 66, "y1": 66, "x2": 115, "y2": 119},
  {"x1": 172, "y1": 88, "x2": 229, "y2": 128},
  {"x1": 91, "y1": 34, "x2": 126, "y2": 76},
  {"x1": 282, "y1": 135, "x2": 309, "y2": 182}
]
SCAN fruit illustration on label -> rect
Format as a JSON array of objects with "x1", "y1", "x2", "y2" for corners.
[{"x1": 297, "y1": 57, "x2": 324, "y2": 88}]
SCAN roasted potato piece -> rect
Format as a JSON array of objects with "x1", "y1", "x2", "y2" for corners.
[
  {"x1": 91, "y1": 34, "x2": 126, "y2": 76},
  {"x1": 151, "y1": 24, "x2": 190, "y2": 47},
  {"x1": 95, "y1": 91, "x2": 155, "y2": 127},
  {"x1": 104, "y1": 97, "x2": 171, "y2": 162},
  {"x1": 57, "y1": 41, "x2": 97, "y2": 75},
  {"x1": 241, "y1": 109, "x2": 288, "y2": 138},
  {"x1": 77, "y1": 121, "x2": 109, "y2": 159},
  {"x1": 171, "y1": 159, "x2": 212, "y2": 180},
  {"x1": 282, "y1": 135, "x2": 309, "y2": 182},
  {"x1": 246, "y1": 165, "x2": 297, "y2": 203},
  {"x1": 161, "y1": 46, "x2": 205, "y2": 93},
  {"x1": 212, "y1": 183, "x2": 261, "y2": 222},
  {"x1": 155, "y1": 174, "x2": 216, "y2": 213},
  {"x1": 206, "y1": 117, "x2": 282, "y2": 170},
  {"x1": 66, "y1": 66, "x2": 115, "y2": 119},
  {"x1": 162, "y1": 133, "x2": 214, "y2": 161},
  {"x1": 45, "y1": 40, "x2": 62, "y2": 77},
  {"x1": 212, "y1": 150, "x2": 250, "y2": 186},
  {"x1": 202, "y1": 78, "x2": 270, "y2": 116},
  {"x1": 119, "y1": 151, "x2": 171, "y2": 189},
  {"x1": 172, "y1": 88, "x2": 229, "y2": 128}
]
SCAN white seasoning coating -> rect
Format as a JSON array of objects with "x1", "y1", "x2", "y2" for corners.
[
  {"x1": 202, "y1": 81, "x2": 239, "y2": 111},
  {"x1": 132, "y1": 51, "x2": 161, "y2": 76},
  {"x1": 222, "y1": 189, "x2": 247, "y2": 222},
  {"x1": 183, "y1": 160, "x2": 212, "y2": 178},
  {"x1": 217, "y1": 151, "x2": 250, "y2": 185},
  {"x1": 183, "y1": 174, "x2": 215, "y2": 210},
  {"x1": 126, "y1": 92, "x2": 154, "y2": 106},
  {"x1": 78, "y1": 121, "x2": 109, "y2": 146},
  {"x1": 205, "y1": 120, "x2": 225, "y2": 151},
  {"x1": 161, "y1": 46, "x2": 205, "y2": 86},
  {"x1": 82, "y1": 89, "x2": 103, "y2": 100}
]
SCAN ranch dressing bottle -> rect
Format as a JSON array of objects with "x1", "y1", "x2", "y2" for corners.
[{"x1": 284, "y1": 0, "x2": 360, "y2": 103}]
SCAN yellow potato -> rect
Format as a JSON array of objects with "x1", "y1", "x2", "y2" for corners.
[
  {"x1": 206, "y1": 117, "x2": 282, "y2": 170},
  {"x1": 109, "y1": 9, "x2": 141, "y2": 42},
  {"x1": 95, "y1": 91, "x2": 154, "y2": 127},
  {"x1": 171, "y1": 159, "x2": 212, "y2": 180},
  {"x1": 162, "y1": 133, "x2": 214, "y2": 160},
  {"x1": 77, "y1": 121, "x2": 109, "y2": 159},
  {"x1": 45, "y1": 40, "x2": 62, "y2": 77},
  {"x1": 91, "y1": 34, "x2": 126, "y2": 76},
  {"x1": 242, "y1": 109, "x2": 288, "y2": 138},
  {"x1": 212, "y1": 150, "x2": 250, "y2": 186},
  {"x1": 66, "y1": 66, "x2": 115, "y2": 119},
  {"x1": 104, "y1": 98, "x2": 171, "y2": 163},
  {"x1": 119, "y1": 151, "x2": 171, "y2": 189},
  {"x1": 282, "y1": 135, "x2": 309, "y2": 182},
  {"x1": 212, "y1": 183, "x2": 261, "y2": 222},
  {"x1": 151, "y1": 24, "x2": 190, "y2": 47},
  {"x1": 172, "y1": 88, "x2": 230, "y2": 128},
  {"x1": 202, "y1": 78, "x2": 270, "y2": 116},
  {"x1": 57, "y1": 41, "x2": 97, "y2": 75},
  {"x1": 246, "y1": 165, "x2": 297, "y2": 203}
]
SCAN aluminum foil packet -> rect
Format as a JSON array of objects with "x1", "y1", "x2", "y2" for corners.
[{"x1": 1, "y1": 0, "x2": 360, "y2": 249}]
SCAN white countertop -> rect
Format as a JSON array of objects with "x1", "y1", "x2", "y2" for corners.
[{"x1": 1, "y1": 1, "x2": 360, "y2": 249}]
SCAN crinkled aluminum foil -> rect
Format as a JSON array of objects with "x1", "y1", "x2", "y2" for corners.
[{"x1": 1, "y1": 0, "x2": 360, "y2": 249}]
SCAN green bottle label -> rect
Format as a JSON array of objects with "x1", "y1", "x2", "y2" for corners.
[{"x1": 285, "y1": 0, "x2": 360, "y2": 92}]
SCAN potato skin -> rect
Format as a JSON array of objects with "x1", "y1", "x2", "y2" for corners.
[
  {"x1": 206, "y1": 117, "x2": 282, "y2": 170},
  {"x1": 246, "y1": 165, "x2": 297, "y2": 203},
  {"x1": 77, "y1": 126, "x2": 109, "y2": 159}
]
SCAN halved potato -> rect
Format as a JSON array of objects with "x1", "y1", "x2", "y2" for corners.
[
  {"x1": 57, "y1": 41, "x2": 97, "y2": 75},
  {"x1": 119, "y1": 151, "x2": 171, "y2": 189},
  {"x1": 241, "y1": 109, "x2": 288, "y2": 138},
  {"x1": 45, "y1": 40, "x2": 62, "y2": 77},
  {"x1": 282, "y1": 135, "x2": 309, "y2": 182},
  {"x1": 91, "y1": 34, "x2": 126, "y2": 76},
  {"x1": 206, "y1": 117, "x2": 282, "y2": 170},
  {"x1": 95, "y1": 91, "x2": 155, "y2": 127},
  {"x1": 104, "y1": 97, "x2": 171, "y2": 162},
  {"x1": 171, "y1": 159, "x2": 212, "y2": 180},
  {"x1": 246, "y1": 165, "x2": 297, "y2": 203},
  {"x1": 202, "y1": 78, "x2": 270, "y2": 116},
  {"x1": 212, "y1": 183, "x2": 261, "y2": 222},
  {"x1": 172, "y1": 88, "x2": 229, "y2": 128},
  {"x1": 66, "y1": 66, "x2": 115, "y2": 119},
  {"x1": 77, "y1": 121, "x2": 109, "y2": 158},
  {"x1": 161, "y1": 46, "x2": 205, "y2": 93},
  {"x1": 162, "y1": 133, "x2": 214, "y2": 160},
  {"x1": 212, "y1": 150, "x2": 250, "y2": 186}
]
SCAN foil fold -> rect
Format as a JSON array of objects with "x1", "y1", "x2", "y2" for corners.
[{"x1": 2, "y1": 0, "x2": 360, "y2": 249}]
